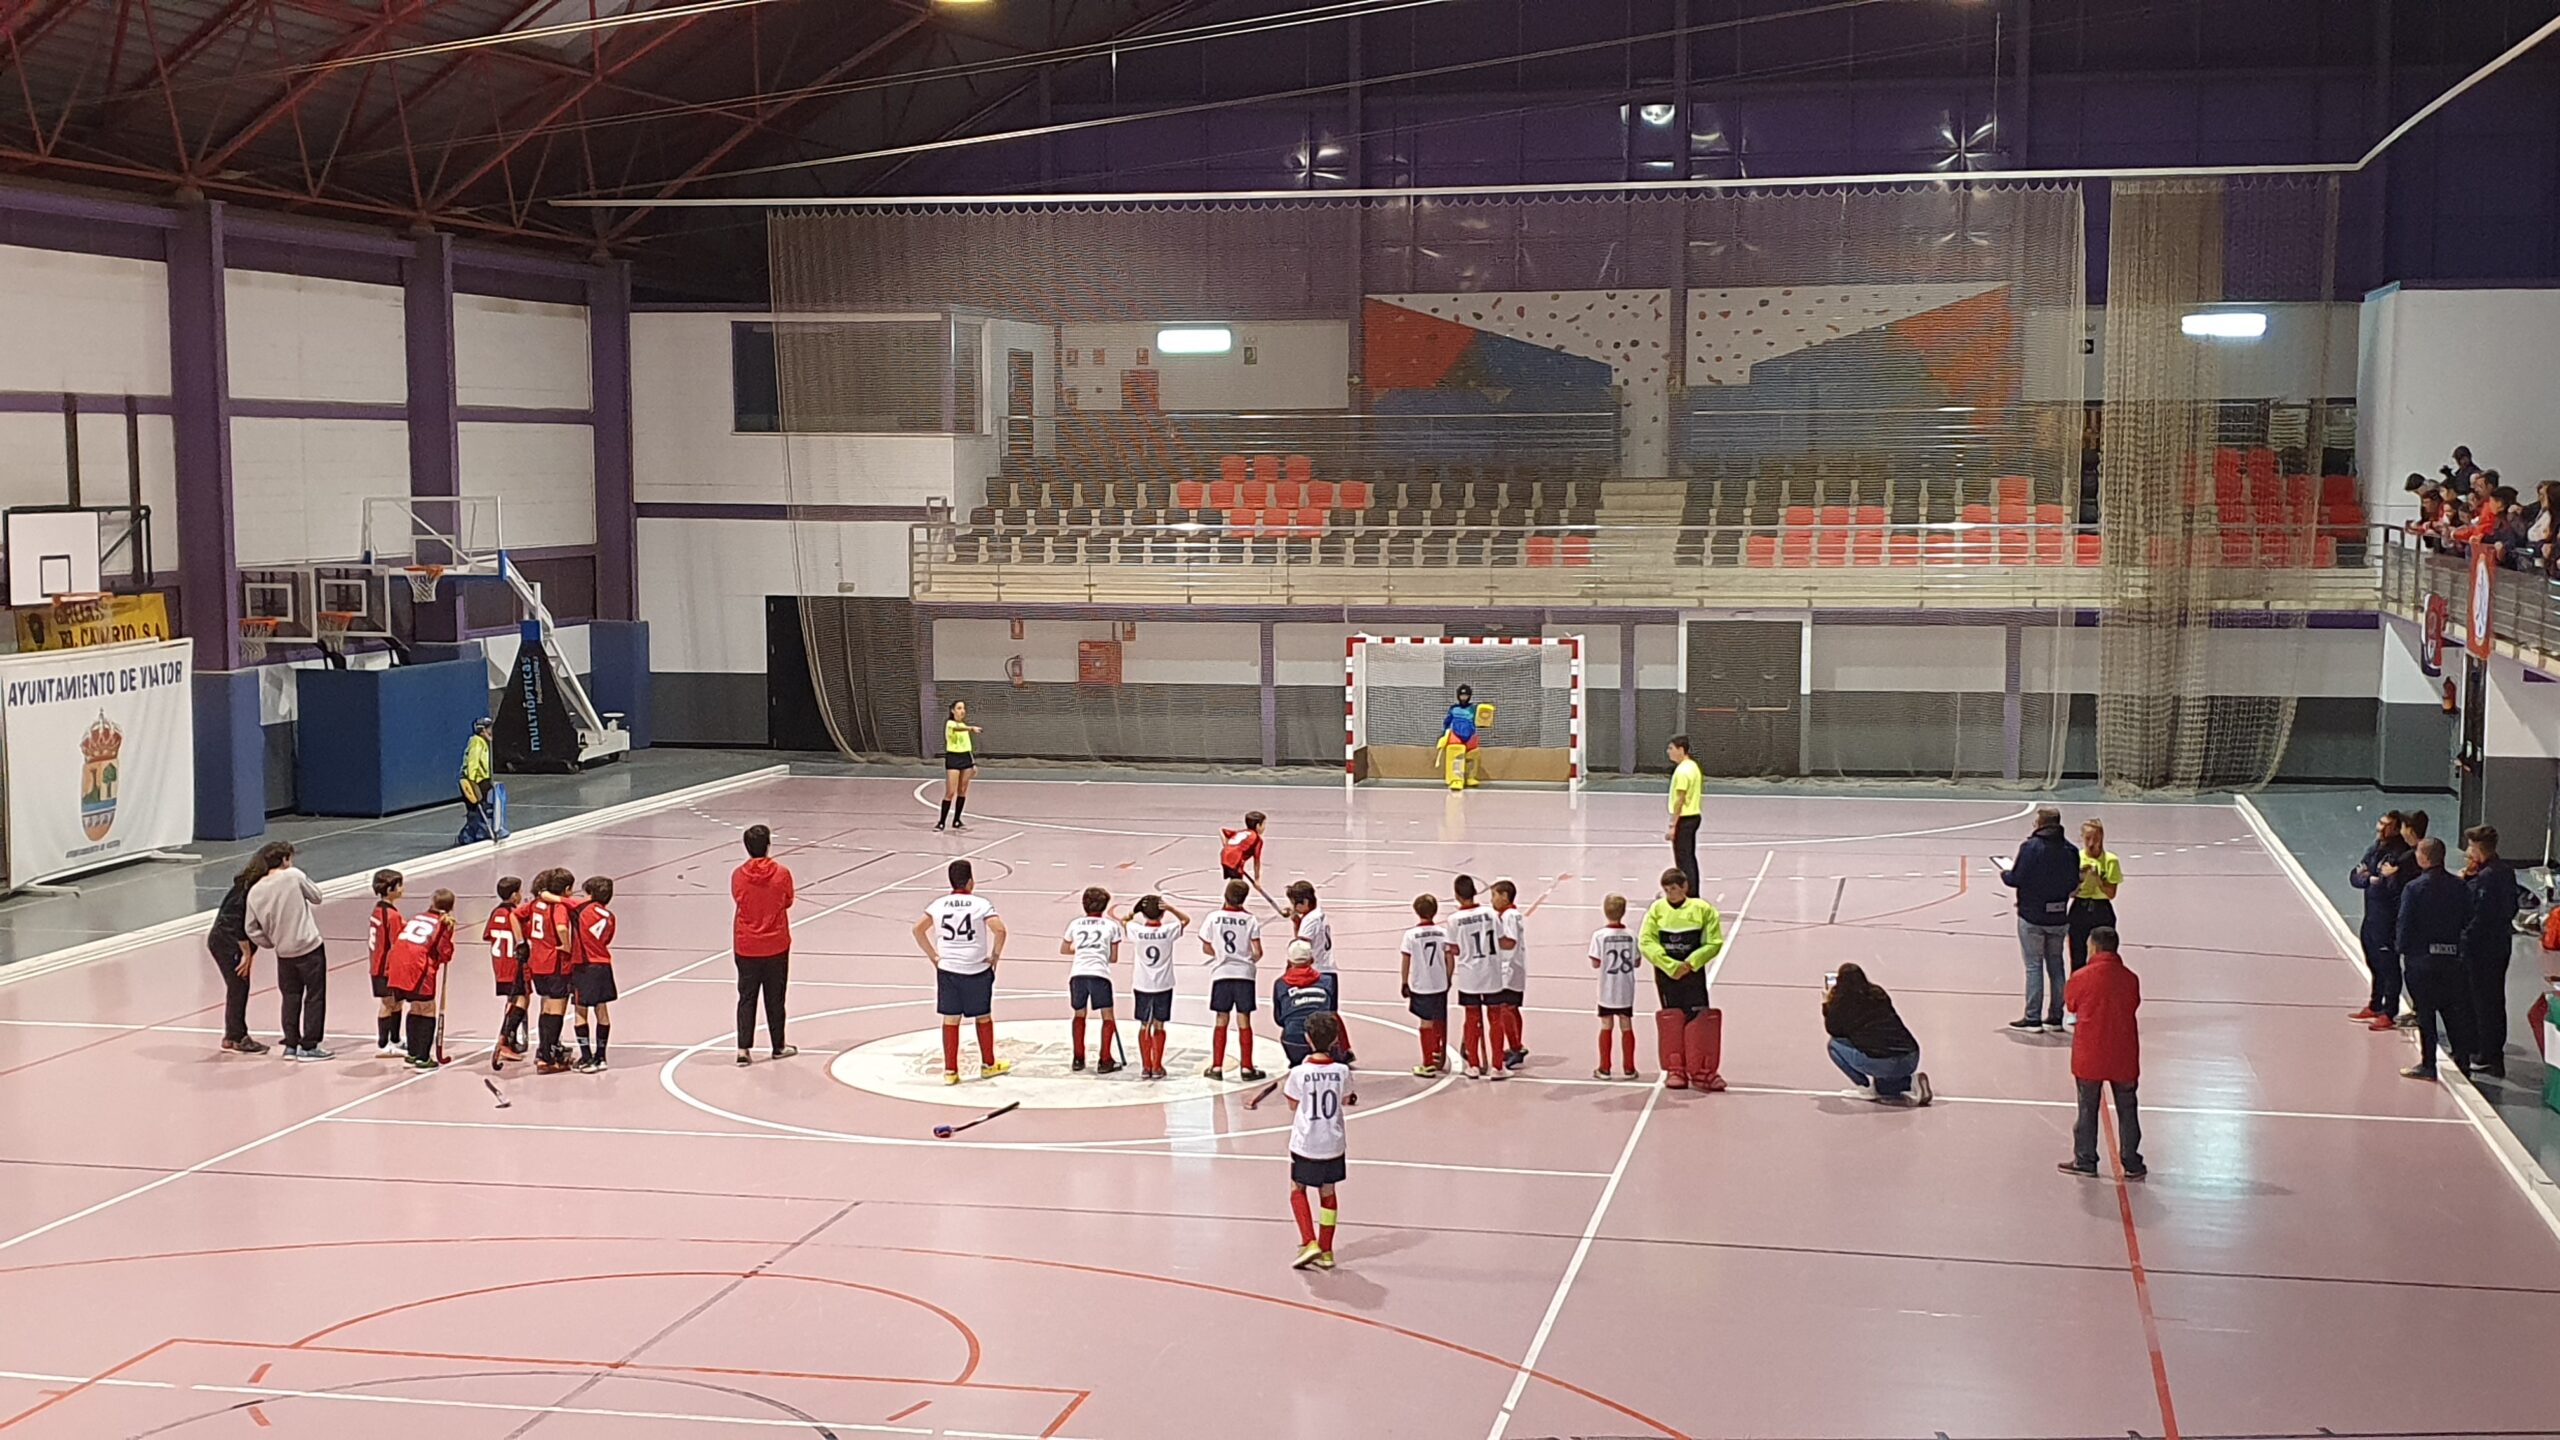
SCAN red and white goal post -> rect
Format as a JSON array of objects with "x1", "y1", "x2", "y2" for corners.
[{"x1": 1344, "y1": 634, "x2": 1586, "y2": 790}]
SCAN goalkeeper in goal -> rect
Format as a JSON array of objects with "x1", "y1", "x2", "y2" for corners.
[{"x1": 1437, "y1": 684, "x2": 1491, "y2": 791}]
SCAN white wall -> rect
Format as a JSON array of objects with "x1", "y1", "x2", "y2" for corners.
[
  {"x1": 0, "y1": 246, "x2": 169, "y2": 394},
  {"x1": 224, "y1": 271, "x2": 406, "y2": 403},
  {"x1": 636, "y1": 516, "x2": 910, "y2": 673},
  {"x1": 460, "y1": 422, "x2": 595, "y2": 549},
  {"x1": 2358, "y1": 286, "x2": 2560, "y2": 525},
  {"x1": 1055, "y1": 321, "x2": 1347, "y2": 413},
  {"x1": 2056, "y1": 302, "x2": 2358, "y2": 404},
  {"x1": 232, "y1": 417, "x2": 407, "y2": 565},
  {"x1": 0, "y1": 411, "x2": 180, "y2": 574},
  {"x1": 933, "y1": 618, "x2": 1262, "y2": 685},
  {"x1": 455, "y1": 295, "x2": 590, "y2": 410},
  {"x1": 2484, "y1": 652, "x2": 2560, "y2": 761}
]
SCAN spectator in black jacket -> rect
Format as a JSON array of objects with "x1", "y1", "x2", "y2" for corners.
[
  {"x1": 1822, "y1": 963, "x2": 1931, "y2": 1106},
  {"x1": 2000, "y1": 807, "x2": 2080, "y2": 1033},
  {"x1": 2394, "y1": 837, "x2": 2475, "y2": 1081},
  {"x1": 2349, "y1": 810, "x2": 2413, "y2": 1029},
  {"x1": 2461, "y1": 825, "x2": 2521, "y2": 1079},
  {"x1": 206, "y1": 842, "x2": 293, "y2": 1055}
]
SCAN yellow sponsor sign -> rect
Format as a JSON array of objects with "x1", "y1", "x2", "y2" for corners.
[{"x1": 13, "y1": 593, "x2": 172, "y2": 653}]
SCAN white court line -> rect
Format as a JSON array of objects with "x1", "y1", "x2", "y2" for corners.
[
  {"x1": 1481, "y1": 846, "x2": 1773, "y2": 1440},
  {"x1": 0, "y1": 765, "x2": 790, "y2": 992},
  {"x1": 0, "y1": 1367, "x2": 1086, "y2": 1440},
  {"x1": 0, "y1": 1015, "x2": 835, "y2": 1057},
  {"x1": 619, "y1": 830, "x2": 1023, "y2": 1000},
  {"x1": 0, "y1": 1067, "x2": 436, "y2": 1255},
  {"x1": 326, "y1": 1115, "x2": 1606, "y2": 1179},
  {"x1": 2231, "y1": 794, "x2": 2560, "y2": 1249},
  {"x1": 1712, "y1": 1081, "x2": 2468, "y2": 1126}
]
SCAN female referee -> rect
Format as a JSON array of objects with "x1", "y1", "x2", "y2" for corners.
[{"x1": 936, "y1": 699, "x2": 982, "y2": 832}]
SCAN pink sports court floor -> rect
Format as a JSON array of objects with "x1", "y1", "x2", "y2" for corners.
[{"x1": 3, "y1": 771, "x2": 2558, "y2": 1440}]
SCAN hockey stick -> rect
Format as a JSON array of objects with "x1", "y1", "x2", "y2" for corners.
[
  {"x1": 932, "y1": 1101, "x2": 1020, "y2": 1139},
  {"x1": 1243, "y1": 1079, "x2": 1282, "y2": 1110},
  {"x1": 483, "y1": 1076, "x2": 511, "y2": 1109}
]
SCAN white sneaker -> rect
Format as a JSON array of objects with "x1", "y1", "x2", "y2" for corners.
[
  {"x1": 1911, "y1": 1072, "x2": 1934, "y2": 1107},
  {"x1": 2042, "y1": 1023, "x2": 2068, "y2": 1035},
  {"x1": 377, "y1": 1041, "x2": 403, "y2": 1057},
  {"x1": 1463, "y1": 1064, "x2": 1484, "y2": 1079}
]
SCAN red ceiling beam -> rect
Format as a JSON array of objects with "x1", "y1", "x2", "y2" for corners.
[
  {"x1": 425, "y1": 13, "x2": 717, "y2": 212},
  {"x1": 193, "y1": 0, "x2": 439, "y2": 176}
]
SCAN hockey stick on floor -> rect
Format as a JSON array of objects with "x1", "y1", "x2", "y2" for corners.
[
  {"x1": 932, "y1": 1101, "x2": 1020, "y2": 1139},
  {"x1": 1243, "y1": 1079, "x2": 1282, "y2": 1110}
]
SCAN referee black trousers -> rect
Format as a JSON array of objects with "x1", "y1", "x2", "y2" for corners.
[
  {"x1": 736, "y1": 953, "x2": 789, "y2": 1054},
  {"x1": 1671, "y1": 815, "x2": 1701, "y2": 893}
]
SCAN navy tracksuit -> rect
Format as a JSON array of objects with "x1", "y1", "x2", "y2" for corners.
[
  {"x1": 2350, "y1": 838, "x2": 2414, "y2": 1015},
  {"x1": 2464, "y1": 860, "x2": 2521, "y2": 1075},
  {"x1": 2395, "y1": 866, "x2": 2476, "y2": 1077}
]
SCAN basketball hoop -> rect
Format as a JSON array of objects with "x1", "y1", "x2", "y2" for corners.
[
  {"x1": 403, "y1": 564, "x2": 445, "y2": 603},
  {"x1": 238, "y1": 616, "x2": 280, "y2": 664},
  {"x1": 316, "y1": 611, "x2": 356, "y2": 649}
]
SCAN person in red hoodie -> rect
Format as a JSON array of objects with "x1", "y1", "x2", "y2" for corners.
[
  {"x1": 2058, "y1": 926, "x2": 2145, "y2": 1179},
  {"x1": 732, "y1": 824, "x2": 798, "y2": 1067}
]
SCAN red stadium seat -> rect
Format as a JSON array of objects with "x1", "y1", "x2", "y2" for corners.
[
  {"x1": 1561, "y1": 534, "x2": 1593, "y2": 566},
  {"x1": 1208, "y1": 480, "x2": 1241, "y2": 510},
  {"x1": 1995, "y1": 476, "x2": 2031, "y2": 509},
  {"x1": 1220, "y1": 455, "x2": 1248, "y2": 484},
  {"x1": 1292, "y1": 507, "x2": 1329, "y2": 538},
  {"x1": 1815, "y1": 506, "x2": 1852, "y2": 566},
  {"x1": 1240, "y1": 480, "x2": 1272, "y2": 509},
  {"x1": 1959, "y1": 503, "x2": 1996, "y2": 564},
  {"x1": 2075, "y1": 532, "x2": 2102, "y2": 566},
  {"x1": 1851, "y1": 507, "x2": 1886, "y2": 565},
  {"x1": 1779, "y1": 506, "x2": 1817, "y2": 565},
  {"x1": 1285, "y1": 454, "x2": 1313, "y2": 483},
  {"x1": 1225, "y1": 507, "x2": 1260, "y2": 536},
  {"x1": 2320, "y1": 474, "x2": 2356, "y2": 506},
  {"x1": 1745, "y1": 534, "x2": 1778, "y2": 567},
  {"x1": 1886, "y1": 532, "x2": 1922, "y2": 566},
  {"x1": 1175, "y1": 480, "x2": 1207, "y2": 510},
  {"x1": 1272, "y1": 480, "x2": 1306, "y2": 510},
  {"x1": 1252, "y1": 455, "x2": 1281, "y2": 485},
  {"x1": 1336, "y1": 480, "x2": 1373, "y2": 510},
  {"x1": 1525, "y1": 535, "x2": 1557, "y2": 567},
  {"x1": 1304, "y1": 480, "x2": 1337, "y2": 508}
]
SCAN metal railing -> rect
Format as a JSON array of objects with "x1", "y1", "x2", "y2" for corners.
[
  {"x1": 2378, "y1": 526, "x2": 2560, "y2": 658},
  {"x1": 1036, "y1": 409, "x2": 1624, "y2": 467},
  {"x1": 910, "y1": 518, "x2": 2380, "y2": 610}
]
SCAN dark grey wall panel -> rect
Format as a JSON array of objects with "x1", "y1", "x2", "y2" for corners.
[
  {"x1": 1278, "y1": 685, "x2": 1344, "y2": 766},
  {"x1": 2480, "y1": 755, "x2": 2560, "y2": 863},
  {"x1": 263, "y1": 721, "x2": 296, "y2": 814},
  {"x1": 2377, "y1": 701, "x2": 2455, "y2": 793},
  {"x1": 2275, "y1": 697, "x2": 2381, "y2": 783},
  {"x1": 656, "y1": 672, "x2": 768, "y2": 748}
]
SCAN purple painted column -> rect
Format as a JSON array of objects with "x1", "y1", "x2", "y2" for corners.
[
  {"x1": 168, "y1": 202, "x2": 239, "y2": 672},
  {"x1": 588, "y1": 261, "x2": 638, "y2": 621},
  {"x1": 405, "y1": 231, "x2": 465, "y2": 643},
  {"x1": 1260, "y1": 622, "x2": 1278, "y2": 769}
]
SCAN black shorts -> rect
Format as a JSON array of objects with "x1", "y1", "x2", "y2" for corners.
[
  {"x1": 369, "y1": 973, "x2": 390, "y2": 998},
  {"x1": 572, "y1": 965, "x2": 619, "y2": 1007},
  {"x1": 944, "y1": 752, "x2": 975, "y2": 772},
  {"x1": 1598, "y1": 1005, "x2": 1634, "y2": 1019},
  {"x1": 533, "y1": 972, "x2": 572, "y2": 1000},
  {"x1": 1133, "y1": 988, "x2": 1173, "y2": 1024},
  {"x1": 1458, "y1": 990, "x2": 1499, "y2": 1008},
  {"x1": 1290, "y1": 1152, "x2": 1347, "y2": 1189},
  {"x1": 388, "y1": 986, "x2": 429, "y2": 1005},
  {"x1": 937, "y1": 967, "x2": 995, "y2": 1017},
  {"x1": 1497, "y1": 988, "x2": 1525, "y2": 1008},
  {"x1": 1209, "y1": 978, "x2": 1257, "y2": 1014},
  {"x1": 496, "y1": 973, "x2": 527, "y2": 999},
  {"x1": 1068, "y1": 975, "x2": 1115, "y2": 1011},
  {"x1": 1407, "y1": 990, "x2": 1449, "y2": 1024},
  {"x1": 1221, "y1": 865, "x2": 1247, "y2": 881}
]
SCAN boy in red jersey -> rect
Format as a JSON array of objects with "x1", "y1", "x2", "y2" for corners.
[
  {"x1": 525, "y1": 868, "x2": 576, "y2": 1073},
  {"x1": 384, "y1": 889, "x2": 458, "y2": 1069},
  {"x1": 367, "y1": 870, "x2": 405, "y2": 1057},
  {"x1": 1220, "y1": 811, "x2": 1267, "y2": 884},
  {"x1": 486, "y1": 876, "x2": 529, "y2": 1065},
  {"x1": 571, "y1": 876, "x2": 619, "y2": 1072}
]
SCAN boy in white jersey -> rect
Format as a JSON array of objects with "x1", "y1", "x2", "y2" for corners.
[
  {"x1": 1059, "y1": 886, "x2": 1125, "y2": 1075},
  {"x1": 1446, "y1": 874, "x2": 1507, "y2": 1080},
  {"x1": 1120, "y1": 894, "x2": 1191, "y2": 1081},
  {"x1": 1491, "y1": 878, "x2": 1529, "y2": 1070},
  {"x1": 1399, "y1": 894, "x2": 1452, "y2": 1076},
  {"x1": 1285, "y1": 880, "x2": 1332, "y2": 974},
  {"x1": 1589, "y1": 894, "x2": 1641, "y2": 1079},
  {"x1": 1285, "y1": 1012, "x2": 1352, "y2": 1271},
  {"x1": 910, "y1": 859, "x2": 1010, "y2": 1085},
  {"x1": 1200, "y1": 879, "x2": 1268, "y2": 1082}
]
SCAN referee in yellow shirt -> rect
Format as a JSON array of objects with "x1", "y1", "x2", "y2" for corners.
[{"x1": 1665, "y1": 734, "x2": 1703, "y2": 892}]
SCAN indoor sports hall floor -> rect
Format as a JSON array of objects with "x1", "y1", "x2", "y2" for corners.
[{"x1": 2, "y1": 772, "x2": 2556, "y2": 1440}]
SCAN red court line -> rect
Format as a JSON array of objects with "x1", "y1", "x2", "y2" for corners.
[
  {"x1": 884, "y1": 1400, "x2": 930, "y2": 1422},
  {"x1": 0, "y1": 1336, "x2": 177, "y2": 1430},
  {"x1": 291, "y1": 1271, "x2": 986, "y2": 1384},
  {"x1": 1039, "y1": 1390, "x2": 1090, "y2": 1438},
  {"x1": 2104, "y1": 1114, "x2": 2182, "y2": 1440},
  {"x1": 192, "y1": 1337, "x2": 1078, "y2": 1397}
]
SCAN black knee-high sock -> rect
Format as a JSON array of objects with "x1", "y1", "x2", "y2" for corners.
[
  {"x1": 379, "y1": 1010, "x2": 398, "y2": 1048},
  {"x1": 937, "y1": 799, "x2": 951, "y2": 826},
  {"x1": 952, "y1": 796, "x2": 967, "y2": 824},
  {"x1": 594, "y1": 1023, "x2": 610, "y2": 1062},
  {"x1": 574, "y1": 1020, "x2": 591, "y2": 1061},
  {"x1": 406, "y1": 1013, "x2": 433, "y2": 1061},
  {"x1": 539, "y1": 1011, "x2": 563, "y2": 1059}
]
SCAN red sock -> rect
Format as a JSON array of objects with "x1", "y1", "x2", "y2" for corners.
[
  {"x1": 1144, "y1": 1027, "x2": 1160, "y2": 1070},
  {"x1": 1100, "y1": 1016, "x2": 1118, "y2": 1064},
  {"x1": 1289, "y1": 1188, "x2": 1315, "y2": 1244},
  {"x1": 1429, "y1": 1021, "x2": 1447, "y2": 1069},
  {"x1": 1317, "y1": 1197, "x2": 1336, "y2": 1251},
  {"x1": 1462, "y1": 1008, "x2": 1484, "y2": 1068},
  {"x1": 1238, "y1": 1026, "x2": 1255, "y2": 1069},
  {"x1": 1072, "y1": 1013, "x2": 1088, "y2": 1064},
  {"x1": 1419, "y1": 1024, "x2": 1436, "y2": 1068},
  {"x1": 1506, "y1": 1006, "x2": 1525, "y2": 1054},
  {"x1": 941, "y1": 1024, "x2": 960, "y2": 1075},
  {"x1": 975, "y1": 1017, "x2": 998, "y2": 1063},
  {"x1": 1212, "y1": 1025, "x2": 1228, "y2": 1071},
  {"x1": 1596, "y1": 1026, "x2": 1612, "y2": 1074},
  {"x1": 1621, "y1": 1028, "x2": 1637, "y2": 1074}
]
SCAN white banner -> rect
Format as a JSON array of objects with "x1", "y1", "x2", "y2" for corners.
[{"x1": 2, "y1": 640, "x2": 194, "y2": 888}]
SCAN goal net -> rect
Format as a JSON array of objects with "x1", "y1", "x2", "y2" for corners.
[{"x1": 1347, "y1": 635, "x2": 1583, "y2": 788}]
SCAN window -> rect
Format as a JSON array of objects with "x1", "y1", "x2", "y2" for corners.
[
  {"x1": 1155, "y1": 326, "x2": 1234, "y2": 357},
  {"x1": 730, "y1": 319, "x2": 983, "y2": 434}
]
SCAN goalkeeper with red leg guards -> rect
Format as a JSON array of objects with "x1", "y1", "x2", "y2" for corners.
[{"x1": 1639, "y1": 868, "x2": 1726, "y2": 1091}]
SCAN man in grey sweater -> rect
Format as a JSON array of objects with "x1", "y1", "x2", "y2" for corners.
[{"x1": 246, "y1": 848, "x2": 331, "y2": 1060}]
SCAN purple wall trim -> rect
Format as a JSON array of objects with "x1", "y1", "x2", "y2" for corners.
[
  {"x1": 0, "y1": 392, "x2": 171, "y2": 415},
  {"x1": 453, "y1": 242, "x2": 605, "y2": 282},
  {"x1": 589, "y1": 262, "x2": 638, "y2": 623},
  {"x1": 166, "y1": 203, "x2": 239, "y2": 673},
  {"x1": 635, "y1": 502, "x2": 941, "y2": 522},
  {"x1": 405, "y1": 232, "x2": 465, "y2": 645},
  {"x1": 223, "y1": 210, "x2": 410, "y2": 257},
  {"x1": 456, "y1": 265, "x2": 590, "y2": 306},
  {"x1": 457, "y1": 405, "x2": 594, "y2": 426},
  {"x1": 0, "y1": 182, "x2": 177, "y2": 229},
  {"x1": 229, "y1": 397, "x2": 406, "y2": 422},
  {"x1": 225, "y1": 236, "x2": 405, "y2": 288},
  {"x1": 0, "y1": 209, "x2": 165, "y2": 261}
]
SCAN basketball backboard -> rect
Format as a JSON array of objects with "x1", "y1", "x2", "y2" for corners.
[
  {"x1": 361, "y1": 496, "x2": 503, "y2": 573},
  {"x1": 5, "y1": 508, "x2": 103, "y2": 605}
]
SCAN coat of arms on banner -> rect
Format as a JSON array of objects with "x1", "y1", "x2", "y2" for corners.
[{"x1": 80, "y1": 712, "x2": 122, "y2": 843}]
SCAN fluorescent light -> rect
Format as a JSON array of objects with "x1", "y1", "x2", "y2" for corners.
[
  {"x1": 1640, "y1": 103, "x2": 1678, "y2": 127},
  {"x1": 2181, "y1": 310, "x2": 2268, "y2": 339},
  {"x1": 1157, "y1": 326, "x2": 1233, "y2": 356}
]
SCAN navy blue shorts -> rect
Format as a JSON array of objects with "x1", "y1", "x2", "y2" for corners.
[
  {"x1": 572, "y1": 965, "x2": 619, "y2": 1007},
  {"x1": 1290, "y1": 1152, "x2": 1347, "y2": 1189},
  {"x1": 1133, "y1": 988, "x2": 1173, "y2": 1024},
  {"x1": 1458, "y1": 990, "x2": 1499, "y2": 1008},
  {"x1": 1598, "y1": 1005, "x2": 1634, "y2": 1018},
  {"x1": 936, "y1": 967, "x2": 995, "y2": 1017},
  {"x1": 1496, "y1": 988, "x2": 1524, "y2": 1008},
  {"x1": 370, "y1": 973, "x2": 390, "y2": 998},
  {"x1": 1406, "y1": 989, "x2": 1448, "y2": 1024},
  {"x1": 532, "y1": 972, "x2": 571, "y2": 1000},
  {"x1": 1209, "y1": 978, "x2": 1257, "y2": 1014},
  {"x1": 1068, "y1": 975, "x2": 1114, "y2": 1012}
]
